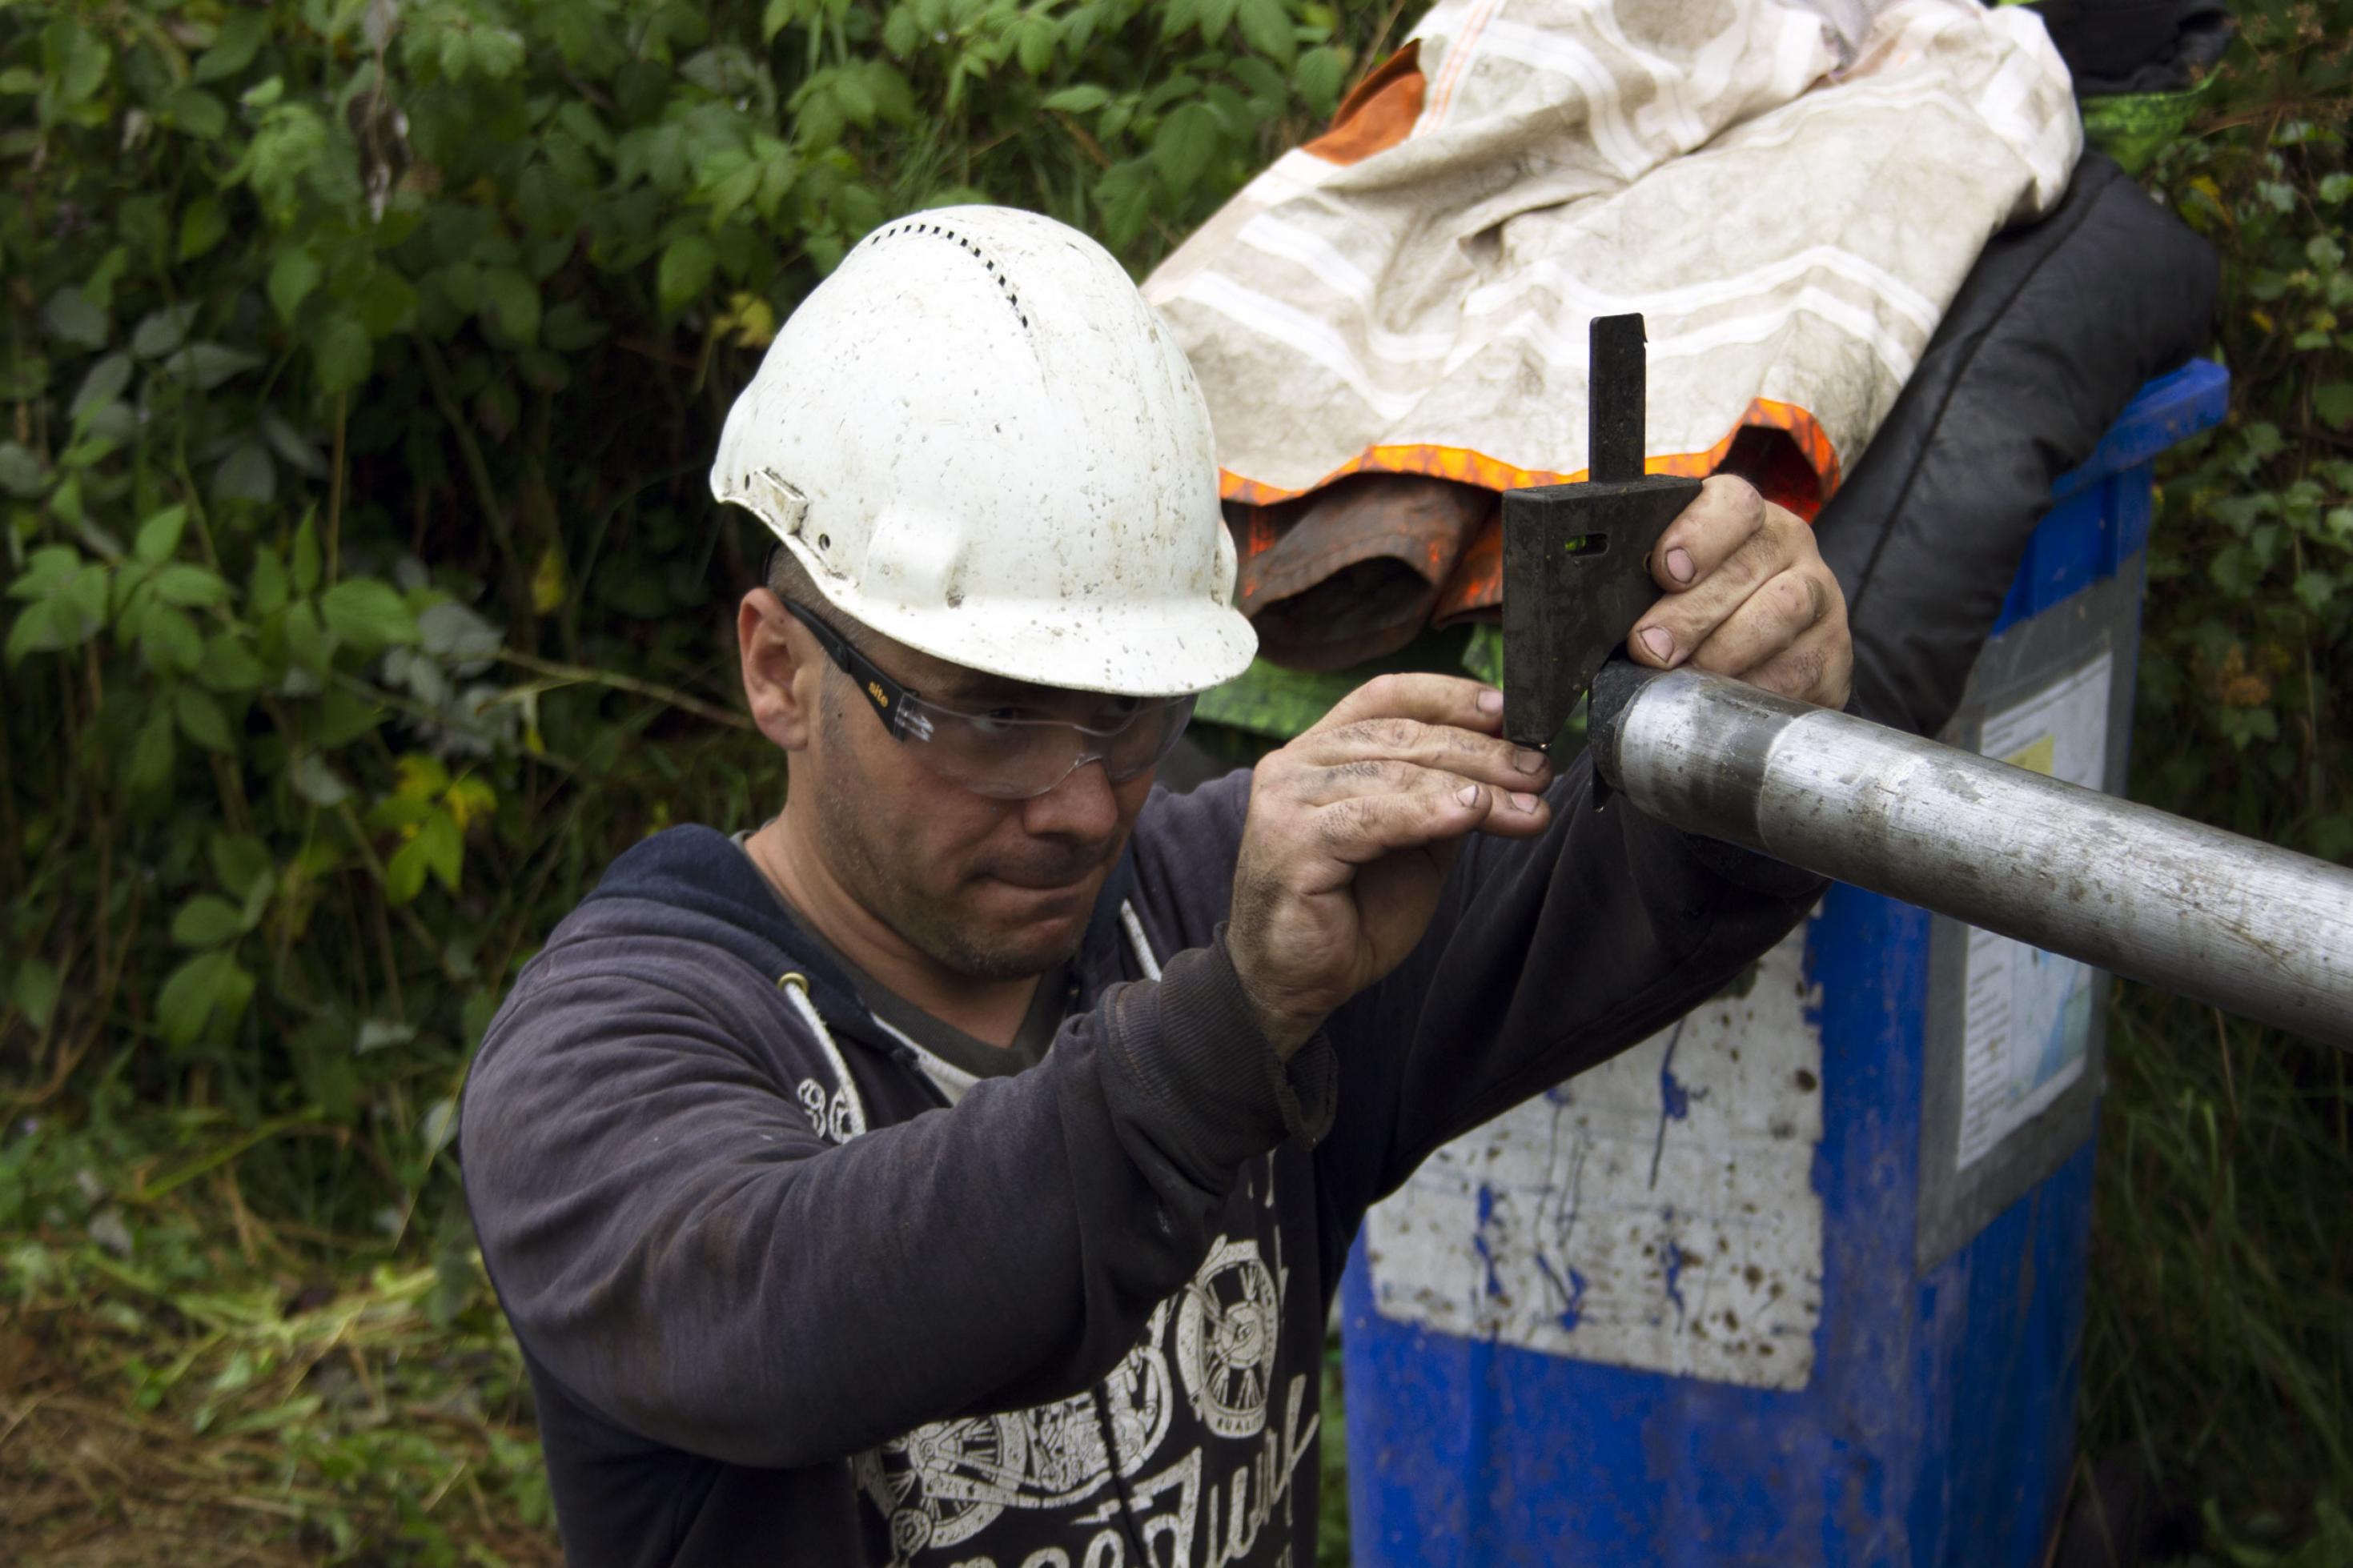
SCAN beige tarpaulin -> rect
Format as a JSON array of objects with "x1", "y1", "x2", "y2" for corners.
[{"x1": 1146, "y1": 0, "x2": 2079, "y2": 672}]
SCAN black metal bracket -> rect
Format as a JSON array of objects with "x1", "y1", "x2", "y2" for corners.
[{"x1": 1502, "y1": 315, "x2": 1701, "y2": 749}]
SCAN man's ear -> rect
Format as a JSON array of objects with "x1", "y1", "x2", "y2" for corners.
[{"x1": 739, "y1": 588, "x2": 822, "y2": 752}]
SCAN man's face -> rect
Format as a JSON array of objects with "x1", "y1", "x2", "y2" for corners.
[{"x1": 787, "y1": 616, "x2": 1158, "y2": 981}]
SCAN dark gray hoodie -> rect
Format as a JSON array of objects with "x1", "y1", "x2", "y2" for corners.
[{"x1": 459, "y1": 760, "x2": 1821, "y2": 1566}]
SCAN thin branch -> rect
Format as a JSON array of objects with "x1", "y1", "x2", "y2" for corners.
[{"x1": 495, "y1": 648, "x2": 753, "y2": 729}]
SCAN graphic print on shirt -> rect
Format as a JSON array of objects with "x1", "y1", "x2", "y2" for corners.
[
  {"x1": 855, "y1": 1302, "x2": 1174, "y2": 1555},
  {"x1": 861, "y1": 1157, "x2": 1317, "y2": 1565},
  {"x1": 1174, "y1": 1237, "x2": 1283, "y2": 1441},
  {"x1": 795, "y1": 1076, "x2": 860, "y2": 1143}
]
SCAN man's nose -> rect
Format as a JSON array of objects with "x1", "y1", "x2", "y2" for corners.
[{"x1": 1021, "y1": 757, "x2": 1119, "y2": 841}]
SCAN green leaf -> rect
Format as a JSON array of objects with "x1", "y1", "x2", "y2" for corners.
[
  {"x1": 320, "y1": 578, "x2": 420, "y2": 652},
  {"x1": 135, "y1": 505, "x2": 189, "y2": 565},
  {"x1": 419, "y1": 809, "x2": 464, "y2": 892},
  {"x1": 162, "y1": 86, "x2": 228, "y2": 140},
  {"x1": 159, "y1": 343, "x2": 264, "y2": 391},
  {"x1": 420, "y1": 1097, "x2": 460, "y2": 1160},
  {"x1": 384, "y1": 835, "x2": 429, "y2": 904},
  {"x1": 2294, "y1": 569, "x2": 2338, "y2": 616},
  {"x1": 171, "y1": 893, "x2": 247, "y2": 948},
  {"x1": 9, "y1": 958, "x2": 60, "y2": 1034},
  {"x1": 194, "y1": 11, "x2": 268, "y2": 84},
  {"x1": 141, "y1": 604, "x2": 204, "y2": 674},
  {"x1": 287, "y1": 752, "x2": 351, "y2": 807},
  {"x1": 283, "y1": 600, "x2": 335, "y2": 672},
  {"x1": 0, "y1": 442, "x2": 46, "y2": 497},
  {"x1": 154, "y1": 564, "x2": 230, "y2": 607},
  {"x1": 1295, "y1": 46, "x2": 1347, "y2": 115},
  {"x1": 212, "y1": 443, "x2": 276, "y2": 505},
  {"x1": 309, "y1": 310, "x2": 373, "y2": 395},
  {"x1": 2316, "y1": 383, "x2": 2353, "y2": 430},
  {"x1": 210, "y1": 833, "x2": 273, "y2": 900},
  {"x1": 179, "y1": 196, "x2": 230, "y2": 262},
  {"x1": 292, "y1": 511, "x2": 320, "y2": 595},
  {"x1": 250, "y1": 546, "x2": 289, "y2": 616},
  {"x1": 658, "y1": 235, "x2": 716, "y2": 313},
  {"x1": 44, "y1": 287, "x2": 107, "y2": 349},
  {"x1": 126, "y1": 704, "x2": 175, "y2": 792},
  {"x1": 319, "y1": 688, "x2": 383, "y2": 748},
  {"x1": 155, "y1": 951, "x2": 235, "y2": 1048},
  {"x1": 43, "y1": 18, "x2": 110, "y2": 106},
  {"x1": 1152, "y1": 102, "x2": 1222, "y2": 196},
  {"x1": 196, "y1": 632, "x2": 265, "y2": 694},
  {"x1": 129, "y1": 303, "x2": 197, "y2": 359},
  {"x1": 4, "y1": 602, "x2": 75, "y2": 664},
  {"x1": 69, "y1": 353, "x2": 133, "y2": 422},
  {"x1": 1042, "y1": 85, "x2": 1110, "y2": 112},
  {"x1": 269, "y1": 248, "x2": 323, "y2": 325},
  {"x1": 174, "y1": 685, "x2": 236, "y2": 752},
  {"x1": 483, "y1": 267, "x2": 541, "y2": 344},
  {"x1": 1234, "y1": 0, "x2": 1296, "y2": 65}
]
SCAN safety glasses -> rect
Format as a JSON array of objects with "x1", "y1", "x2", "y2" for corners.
[{"x1": 778, "y1": 599, "x2": 1198, "y2": 800}]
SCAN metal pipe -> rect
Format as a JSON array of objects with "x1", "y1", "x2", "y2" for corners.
[{"x1": 1588, "y1": 664, "x2": 2353, "y2": 1047}]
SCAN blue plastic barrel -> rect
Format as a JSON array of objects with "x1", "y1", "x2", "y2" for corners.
[{"x1": 1339, "y1": 362, "x2": 2232, "y2": 1566}]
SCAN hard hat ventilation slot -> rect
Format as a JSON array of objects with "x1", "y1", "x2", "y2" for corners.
[{"x1": 870, "y1": 219, "x2": 1029, "y2": 332}]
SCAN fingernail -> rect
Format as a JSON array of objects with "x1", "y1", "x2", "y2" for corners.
[
  {"x1": 1511, "y1": 792, "x2": 1540, "y2": 813},
  {"x1": 1666, "y1": 547, "x2": 1694, "y2": 584},
  {"x1": 1514, "y1": 748, "x2": 1545, "y2": 774},
  {"x1": 1640, "y1": 627, "x2": 1674, "y2": 662},
  {"x1": 1477, "y1": 688, "x2": 1504, "y2": 714},
  {"x1": 1457, "y1": 784, "x2": 1481, "y2": 806}
]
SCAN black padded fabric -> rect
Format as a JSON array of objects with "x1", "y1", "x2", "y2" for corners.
[{"x1": 1810, "y1": 150, "x2": 2218, "y2": 737}]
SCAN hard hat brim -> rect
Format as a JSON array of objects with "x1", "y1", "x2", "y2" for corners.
[{"x1": 815, "y1": 568, "x2": 1259, "y2": 699}]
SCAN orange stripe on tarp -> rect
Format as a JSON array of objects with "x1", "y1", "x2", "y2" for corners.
[
  {"x1": 1220, "y1": 399, "x2": 1843, "y2": 626},
  {"x1": 1219, "y1": 397, "x2": 1843, "y2": 512},
  {"x1": 1303, "y1": 42, "x2": 1424, "y2": 166}
]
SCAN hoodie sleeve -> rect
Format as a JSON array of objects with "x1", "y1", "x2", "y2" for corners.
[
  {"x1": 459, "y1": 920, "x2": 1328, "y2": 1472},
  {"x1": 1126, "y1": 757, "x2": 1823, "y2": 1282}
]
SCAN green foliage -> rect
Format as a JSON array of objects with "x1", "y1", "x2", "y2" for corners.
[
  {"x1": 2085, "y1": 2, "x2": 2353, "y2": 1554},
  {"x1": 0, "y1": 0, "x2": 1364, "y2": 1225},
  {"x1": 0, "y1": 0, "x2": 1390, "y2": 1556},
  {"x1": 2134, "y1": 5, "x2": 2353, "y2": 862}
]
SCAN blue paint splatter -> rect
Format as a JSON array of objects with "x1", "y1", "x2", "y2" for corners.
[
  {"x1": 1659, "y1": 1207, "x2": 1688, "y2": 1325},
  {"x1": 1648, "y1": 1019, "x2": 1705, "y2": 1189},
  {"x1": 1472, "y1": 1183, "x2": 1506, "y2": 1301},
  {"x1": 1534, "y1": 1253, "x2": 1588, "y2": 1331}
]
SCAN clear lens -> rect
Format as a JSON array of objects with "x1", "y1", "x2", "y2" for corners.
[{"x1": 897, "y1": 693, "x2": 1196, "y2": 799}]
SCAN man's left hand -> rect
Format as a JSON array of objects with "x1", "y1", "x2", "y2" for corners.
[{"x1": 1627, "y1": 475, "x2": 1852, "y2": 709}]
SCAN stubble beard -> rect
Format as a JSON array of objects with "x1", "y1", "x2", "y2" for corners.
[{"x1": 808, "y1": 716, "x2": 1087, "y2": 984}]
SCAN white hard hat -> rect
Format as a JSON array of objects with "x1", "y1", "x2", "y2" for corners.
[{"x1": 712, "y1": 206, "x2": 1257, "y2": 697}]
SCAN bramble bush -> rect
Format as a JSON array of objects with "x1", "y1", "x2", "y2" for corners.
[
  {"x1": 0, "y1": 0, "x2": 1377, "y2": 1554},
  {"x1": 1, "y1": 0, "x2": 2348, "y2": 1560},
  {"x1": 0, "y1": 0, "x2": 1362, "y2": 1229},
  {"x1": 2081, "y1": 2, "x2": 2353, "y2": 1554}
]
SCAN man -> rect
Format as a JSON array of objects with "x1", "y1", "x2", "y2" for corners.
[{"x1": 460, "y1": 207, "x2": 1851, "y2": 1567}]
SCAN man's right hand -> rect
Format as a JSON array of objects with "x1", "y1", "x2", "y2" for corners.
[{"x1": 1225, "y1": 674, "x2": 1556, "y2": 1057}]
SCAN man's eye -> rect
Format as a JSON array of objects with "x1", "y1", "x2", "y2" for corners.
[{"x1": 962, "y1": 708, "x2": 1026, "y2": 734}]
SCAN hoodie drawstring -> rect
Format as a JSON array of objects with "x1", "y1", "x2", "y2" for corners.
[{"x1": 777, "y1": 972, "x2": 869, "y2": 1140}]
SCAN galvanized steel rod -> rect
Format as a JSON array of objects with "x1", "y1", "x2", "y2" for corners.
[{"x1": 1587, "y1": 664, "x2": 2353, "y2": 1047}]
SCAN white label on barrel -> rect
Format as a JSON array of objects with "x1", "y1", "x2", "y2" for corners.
[
  {"x1": 1954, "y1": 651, "x2": 2113, "y2": 1172},
  {"x1": 1361, "y1": 920, "x2": 1825, "y2": 1390}
]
